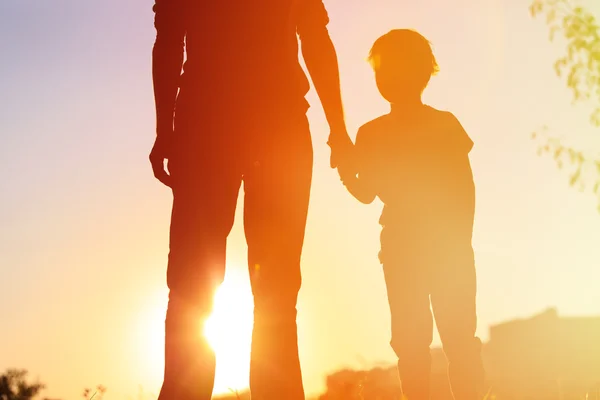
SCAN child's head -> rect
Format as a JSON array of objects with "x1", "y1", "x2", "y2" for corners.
[{"x1": 368, "y1": 29, "x2": 439, "y2": 104}]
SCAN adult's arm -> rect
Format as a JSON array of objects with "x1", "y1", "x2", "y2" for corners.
[
  {"x1": 149, "y1": 0, "x2": 186, "y2": 186},
  {"x1": 152, "y1": 0, "x2": 185, "y2": 134},
  {"x1": 296, "y1": 0, "x2": 353, "y2": 168}
]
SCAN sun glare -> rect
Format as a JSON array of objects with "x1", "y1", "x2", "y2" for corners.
[
  {"x1": 204, "y1": 269, "x2": 254, "y2": 395},
  {"x1": 137, "y1": 269, "x2": 253, "y2": 396}
]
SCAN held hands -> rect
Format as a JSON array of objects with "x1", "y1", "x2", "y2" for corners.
[
  {"x1": 328, "y1": 128, "x2": 357, "y2": 184},
  {"x1": 151, "y1": 126, "x2": 358, "y2": 188},
  {"x1": 332, "y1": 137, "x2": 376, "y2": 205},
  {"x1": 327, "y1": 128, "x2": 353, "y2": 169},
  {"x1": 149, "y1": 130, "x2": 173, "y2": 188}
]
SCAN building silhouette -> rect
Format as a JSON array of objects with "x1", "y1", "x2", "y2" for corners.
[
  {"x1": 485, "y1": 307, "x2": 600, "y2": 400},
  {"x1": 319, "y1": 308, "x2": 600, "y2": 400}
]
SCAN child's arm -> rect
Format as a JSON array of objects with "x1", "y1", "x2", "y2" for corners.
[
  {"x1": 339, "y1": 127, "x2": 377, "y2": 204},
  {"x1": 342, "y1": 174, "x2": 376, "y2": 204}
]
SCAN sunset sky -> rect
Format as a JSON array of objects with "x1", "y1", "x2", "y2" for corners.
[{"x1": 1, "y1": 0, "x2": 600, "y2": 399}]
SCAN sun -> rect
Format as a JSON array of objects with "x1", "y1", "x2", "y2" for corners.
[
  {"x1": 204, "y1": 269, "x2": 254, "y2": 395},
  {"x1": 136, "y1": 268, "x2": 254, "y2": 397}
]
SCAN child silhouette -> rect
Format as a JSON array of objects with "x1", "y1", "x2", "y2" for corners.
[{"x1": 340, "y1": 29, "x2": 485, "y2": 400}]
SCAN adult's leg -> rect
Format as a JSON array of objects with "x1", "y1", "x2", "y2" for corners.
[
  {"x1": 158, "y1": 104, "x2": 243, "y2": 400},
  {"x1": 380, "y1": 228, "x2": 434, "y2": 400},
  {"x1": 243, "y1": 113, "x2": 313, "y2": 400},
  {"x1": 430, "y1": 244, "x2": 484, "y2": 400}
]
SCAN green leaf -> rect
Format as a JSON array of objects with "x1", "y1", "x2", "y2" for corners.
[
  {"x1": 591, "y1": 108, "x2": 600, "y2": 126},
  {"x1": 547, "y1": 8, "x2": 557, "y2": 24},
  {"x1": 554, "y1": 146, "x2": 564, "y2": 160},
  {"x1": 554, "y1": 58, "x2": 568, "y2": 76},
  {"x1": 569, "y1": 167, "x2": 581, "y2": 186},
  {"x1": 529, "y1": 0, "x2": 544, "y2": 17}
]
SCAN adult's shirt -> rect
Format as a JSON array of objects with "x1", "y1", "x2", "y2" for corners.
[{"x1": 153, "y1": 0, "x2": 330, "y2": 117}]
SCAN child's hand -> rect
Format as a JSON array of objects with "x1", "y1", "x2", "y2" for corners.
[
  {"x1": 337, "y1": 159, "x2": 357, "y2": 186},
  {"x1": 336, "y1": 150, "x2": 376, "y2": 204},
  {"x1": 339, "y1": 168, "x2": 375, "y2": 204},
  {"x1": 330, "y1": 135, "x2": 358, "y2": 184},
  {"x1": 328, "y1": 128, "x2": 354, "y2": 169}
]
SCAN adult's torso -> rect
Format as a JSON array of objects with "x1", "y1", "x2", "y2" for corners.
[{"x1": 178, "y1": 0, "x2": 310, "y2": 119}]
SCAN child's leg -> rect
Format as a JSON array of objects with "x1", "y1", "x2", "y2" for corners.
[
  {"x1": 430, "y1": 247, "x2": 485, "y2": 400},
  {"x1": 381, "y1": 229, "x2": 434, "y2": 400}
]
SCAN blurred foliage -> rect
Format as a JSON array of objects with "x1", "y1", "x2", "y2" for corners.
[
  {"x1": 82, "y1": 385, "x2": 106, "y2": 400},
  {"x1": 529, "y1": 0, "x2": 600, "y2": 211},
  {"x1": 213, "y1": 390, "x2": 248, "y2": 400},
  {"x1": 0, "y1": 369, "x2": 45, "y2": 400},
  {"x1": 0, "y1": 369, "x2": 106, "y2": 400},
  {"x1": 316, "y1": 366, "x2": 402, "y2": 400}
]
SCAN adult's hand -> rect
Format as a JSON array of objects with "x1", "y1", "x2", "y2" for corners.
[
  {"x1": 149, "y1": 133, "x2": 173, "y2": 187},
  {"x1": 328, "y1": 128, "x2": 355, "y2": 170}
]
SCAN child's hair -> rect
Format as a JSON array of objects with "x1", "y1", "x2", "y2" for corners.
[{"x1": 367, "y1": 29, "x2": 439, "y2": 94}]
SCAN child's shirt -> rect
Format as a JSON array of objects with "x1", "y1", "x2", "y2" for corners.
[{"x1": 354, "y1": 105, "x2": 475, "y2": 239}]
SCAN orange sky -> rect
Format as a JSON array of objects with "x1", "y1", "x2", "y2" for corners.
[{"x1": 1, "y1": 0, "x2": 600, "y2": 399}]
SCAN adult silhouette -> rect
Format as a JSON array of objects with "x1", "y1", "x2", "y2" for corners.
[{"x1": 149, "y1": 1, "x2": 352, "y2": 400}]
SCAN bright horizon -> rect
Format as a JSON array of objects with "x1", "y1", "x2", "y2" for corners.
[{"x1": 2, "y1": 0, "x2": 600, "y2": 399}]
